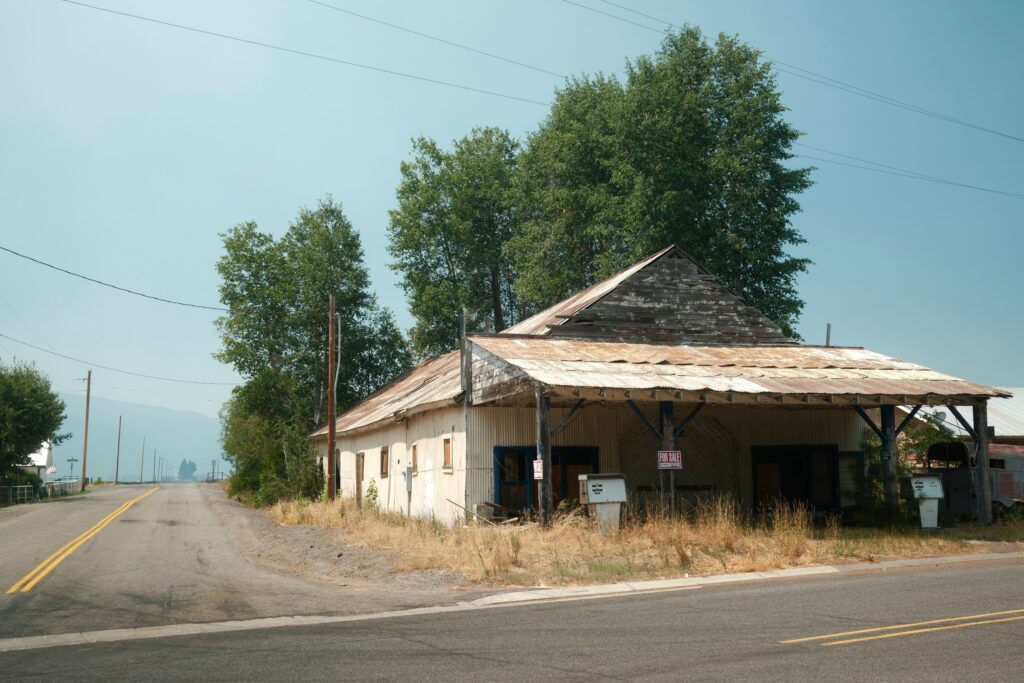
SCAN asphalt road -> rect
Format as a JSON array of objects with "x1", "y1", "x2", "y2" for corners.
[
  {"x1": 2, "y1": 485, "x2": 1024, "y2": 681},
  {"x1": 0, "y1": 484, "x2": 340, "y2": 639}
]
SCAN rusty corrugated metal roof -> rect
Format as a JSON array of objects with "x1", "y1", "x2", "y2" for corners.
[
  {"x1": 470, "y1": 336, "x2": 1007, "y2": 400},
  {"x1": 318, "y1": 336, "x2": 1007, "y2": 438},
  {"x1": 312, "y1": 351, "x2": 461, "y2": 437}
]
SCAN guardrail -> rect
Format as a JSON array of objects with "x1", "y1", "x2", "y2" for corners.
[
  {"x1": 0, "y1": 480, "x2": 80, "y2": 505},
  {"x1": 45, "y1": 481, "x2": 79, "y2": 498}
]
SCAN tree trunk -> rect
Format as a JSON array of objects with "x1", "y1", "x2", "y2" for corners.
[{"x1": 490, "y1": 265, "x2": 505, "y2": 331}]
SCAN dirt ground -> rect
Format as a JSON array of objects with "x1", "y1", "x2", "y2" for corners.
[{"x1": 202, "y1": 483, "x2": 492, "y2": 607}]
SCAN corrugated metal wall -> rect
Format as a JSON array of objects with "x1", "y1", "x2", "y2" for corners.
[
  {"x1": 326, "y1": 406, "x2": 468, "y2": 524},
  {"x1": 466, "y1": 405, "x2": 639, "y2": 511},
  {"x1": 322, "y1": 403, "x2": 866, "y2": 521}
]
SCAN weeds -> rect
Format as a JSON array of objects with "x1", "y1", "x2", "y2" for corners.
[{"x1": 267, "y1": 496, "x2": 1024, "y2": 587}]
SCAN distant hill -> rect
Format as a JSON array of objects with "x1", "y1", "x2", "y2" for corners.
[{"x1": 52, "y1": 393, "x2": 229, "y2": 483}]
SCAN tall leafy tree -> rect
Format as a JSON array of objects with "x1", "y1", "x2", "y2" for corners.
[
  {"x1": 389, "y1": 127, "x2": 523, "y2": 358},
  {"x1": 512, "y1": 28, "x2": 812, "y2": 336},
  {"x1": 215, "y1": 197, "x2": 411, "y2": 501},
  {"x1": 0, "y1": 361, "x2": 67, "y2": 483}
]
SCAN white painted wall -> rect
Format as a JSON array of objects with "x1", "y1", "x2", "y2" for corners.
[
  {"x1": 319, "y1": 406, "x2": 467, "y2": 524},
  {"x1": 318, "y1": 403, "x2": 867, "y2": 523}
]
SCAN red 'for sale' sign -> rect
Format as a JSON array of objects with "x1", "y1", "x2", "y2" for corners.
[
  {"x1": 533, "y1": 459, "x2": 544, "y2": 480},
  {"x1": 657, "y1": 450, "x2": 682, "y2": 470}
]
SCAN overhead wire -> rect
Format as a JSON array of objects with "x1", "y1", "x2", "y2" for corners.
[
  {"x1": 792, "y1": 144, "x2": 1024, "y2": 200},
  {"x1": 0, "y1": 291, "x2": 53, "y2": 346},
  {"x1": 306, "y1": 0, "x2": 566, "y2": 79},
  {"x1": 55, "y1": 1, "x2": 1023, "y2": 205},
  {"x1": 793, "y1": 154, "x2": 1024, "y2": 200},
  {"x1": 0, "y1": 245, "x2": 226, "y2": 311},
  {"x1": 60, "y1": 0, "x2": 549, "y2": 107},
  {"x1": 566, "y1": 0, "x2": 1024, "y2": 143},
  {"x1": 0, "y1": 332, "x2": 239, "y2": 386}
]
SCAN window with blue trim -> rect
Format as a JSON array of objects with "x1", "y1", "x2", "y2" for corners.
[{"x1": 493, "y1": 446, "x2": 599, "y2": 511}]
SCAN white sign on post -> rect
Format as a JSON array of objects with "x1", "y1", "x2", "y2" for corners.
[
  {"x1": 533, "y1": 459, "x2": 544, "y2": 480},
  {"x1": 657, "y1": 450, "x2": 682, "y2": 470}
]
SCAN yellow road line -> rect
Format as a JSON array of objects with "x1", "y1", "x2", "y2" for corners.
[
  {"x1": 5, "y1": 488, "x2": 158, "y2": 594},
  {"x1": 780, "y1": 607, "x2": 1024, "y2": 644},
  {"x1": 824, "y1": 614, "x2": 1024, "y2": 646}
]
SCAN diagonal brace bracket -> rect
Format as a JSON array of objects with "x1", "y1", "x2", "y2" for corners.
[
  {"x1": 673, "y1": 404, "x2": 705, "y2": 440},
  {"x1": 854, "y1": 405, "x2": 883, "y2": 441},
  {"x1": 895, "y1": 405, "x2": 922, "y2": 436},
  {"x1": 625, "y1": 400, "x2": 661, "y2": 440},
  {"x1": 551, "y1": 399, "x2": 586, "y2": 437},
  {"x1": 947, "y1": 405, "x2": 979, "y2": 440}
]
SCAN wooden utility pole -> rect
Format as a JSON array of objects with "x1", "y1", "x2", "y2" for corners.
[
  {"x1": 660, "y1": 401, "x2": 674, "y2": 510},
  {"x1": 974, "y1": 400, "x2": 992, "y2": 525},
  {"x1": 535, "y1": 384, "x2": 553, "y2": 527},
  {"x1": 152, "y1": 449, "x2": 157, "y2": 483},
  {"x1": 80, "y1": 370, "x2": 92, "y2": 492},
  {"x1": 880, "y1": 405, "x2": 898, "y2": 511},
  {"x1": 327, "y1": 293, "x2": 337, "y2": 501},
  {"x1": 139, "y1": 437, "x2": 146, "y2": 483},
  {"x1": 114, "y1": 415, "x2": 122, "y2": 484}
]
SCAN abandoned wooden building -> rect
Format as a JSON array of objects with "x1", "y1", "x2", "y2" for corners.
[{"x1": 313, "y1": 246, "x2": 1010, "y2": 524}]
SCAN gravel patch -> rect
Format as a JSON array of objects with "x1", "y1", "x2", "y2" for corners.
[{"x1": 199, "y1": 483, "x2": 493, "y2": 608}]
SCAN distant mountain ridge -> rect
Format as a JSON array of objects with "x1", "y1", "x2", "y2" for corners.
[{"x1": 52, "y1": 393, "x2": 229, "y2": 482}]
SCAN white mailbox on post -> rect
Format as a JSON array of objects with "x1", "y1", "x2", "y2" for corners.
[
  {"x1": 910, "y1": 474, "x2": 944, "y2": 529},
  {"x1": 579, "y1": 473, "x2": 627, "y2": 534}
]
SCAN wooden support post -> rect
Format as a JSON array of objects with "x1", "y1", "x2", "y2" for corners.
[
  {"x1": 880, "y1": 405, "x2": 898, "y2": 511},
  {"x1": 327, "y1": 293, "x2": 337, "y2": 501},
  {"x1": 114, "y1": 415, "x2": 122, "y2": 485},
  {"x1": 80, "y1": 370, "x2": 91, "y2": 491},
  {"x1": 459, "y1": 310, "x2": 472, "y2": 403},
  {"x1": 535, "y1": 384, "x2": 553, "y2": 527},
  {"x1": 355, "y1": 452, "x2": 364, "y2": 507},
  {"x1": 660, "y1": 401, "x2": 674, "y2": 511},
  {"x1": 974, "y1": 400, "x2": 992, "y2": 525}
]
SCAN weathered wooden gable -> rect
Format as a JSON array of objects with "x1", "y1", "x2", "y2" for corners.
[{"x1": 545, "y1": 248, "x2": 795, "y2": 345}]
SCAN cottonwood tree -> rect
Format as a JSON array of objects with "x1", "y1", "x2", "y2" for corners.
[
  {"x1": 512, "y1": 28, "x2": 812, "y2": 336},
  {"x1": 0, "y1": 361, "x2": 67, "y2": 483},
  {"x1": 215, "y1": 197, "x2": 411, "y2": 501},
  {"x1": 388, "y1": 128, "x2": 524, "y2": 358}
]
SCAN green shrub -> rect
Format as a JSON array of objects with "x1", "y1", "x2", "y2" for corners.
[{"x1": 366, "y1": 479, "x2": 379, "y2": 510}]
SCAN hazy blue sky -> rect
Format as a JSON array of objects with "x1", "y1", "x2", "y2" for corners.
[{"x1": 2, "y1": 0, "x2": 1022, "y2": 429}]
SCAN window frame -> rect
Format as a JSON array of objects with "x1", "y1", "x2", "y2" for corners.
[
  {"x1": 411, "y1": 443, "x2": 418, "y2": 475},
  {"x1": 442, "y1": 437, "x2": 453, "y2": 471},
  {"x1": 380, "y1": 445, "x2": 389, "y2": 479}
]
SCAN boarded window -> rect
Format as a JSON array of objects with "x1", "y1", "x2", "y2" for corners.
[
  {"x1": 380, "y1": 446, "x2": 389, "y2": 478},
  {"x1": 411, "y1": 444, "x2": 418, "y2": 473},
  {"x1": 443, "y1": 438, "x2": 452, "y2": 470}
]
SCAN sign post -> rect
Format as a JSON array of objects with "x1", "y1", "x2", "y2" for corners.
[
  {"x1": 533, "y1": 458, "x2": 544, "y2": 513},
  {"x1": 657, "y1": 450, "x2": 682, "y2": 512}
]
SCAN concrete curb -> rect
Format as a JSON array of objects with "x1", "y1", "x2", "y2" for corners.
[
  {"x1": 2, "y1": 551, "x2": 1020, "y2": 653},
  {"x1": 470, "y1": 550, "x2": 1024, "y2": 607}
]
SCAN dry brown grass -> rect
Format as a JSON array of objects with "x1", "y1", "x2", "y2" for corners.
[{"x1": 268, "y1": 497, "x2": 1024, "y2": 587}]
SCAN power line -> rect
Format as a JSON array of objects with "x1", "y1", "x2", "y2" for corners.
[
  {"x1": 59, "y1": 0, "x2": 1020, "y2": 204},
  {"x1": 567, "y1": 0, "x2": 1024, "y2": 143},
  {"x1": 60, "y1": 0, "x2": 548, "y2": 107},
  {"x1": 794, "y1": 143, "x2": 1024, "y2": 199},
  {"x1": 0, "y1": 291, "x2": 52, "y2": 347},
  {"x1": 0, "y1": 245, "x2": 226, "y2": 311},
  {"x1": 306, "y1": 0, "x2": 566, "y2": 79},
  {"x1": 0, "y1": 332, "x2": 239, "y2": 386},
  {"x1": 793, "y1": 153, "x2": 1024, "y2": 200}
]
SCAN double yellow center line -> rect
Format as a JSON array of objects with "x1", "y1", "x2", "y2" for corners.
[
  {"x1": 781, "y1": 607, "x2": 1024, "y2": 647},
  {"x1": 5, "y1": 487, "x2": 158, "y2": 595}
]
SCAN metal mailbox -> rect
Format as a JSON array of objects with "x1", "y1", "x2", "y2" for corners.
[
  {"x1": 578, "y1": 473, "x2": 627, "y2": 534},
  {"x1": 910, "y1": 474, "x2": 944, "y2": 529},
  {"x1": 579, "y1": 473, "x2": 627, "y2": 505}
]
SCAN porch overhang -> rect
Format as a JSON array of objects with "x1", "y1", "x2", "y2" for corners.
[{"x1": 467, "y1": 335, "x2": 1009, "y2": 410}]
